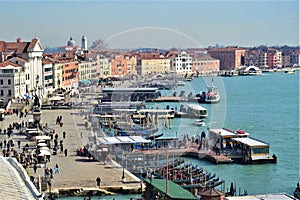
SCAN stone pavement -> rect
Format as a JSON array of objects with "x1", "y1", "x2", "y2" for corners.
[
  {"x1": 35, "y1": 109, "x2": 142, "y2": 192},
  {"x1": 0, "y1": 108, "x2": 142, "y2": 195}
]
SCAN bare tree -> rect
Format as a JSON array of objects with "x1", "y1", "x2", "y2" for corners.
[{"x1": 90, "y1": 39, "x2": 108, "y2": 50}]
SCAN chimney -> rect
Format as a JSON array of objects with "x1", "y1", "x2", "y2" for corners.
[{"x1": 17, "y1": 38, "x2": 22, "y2": 43}]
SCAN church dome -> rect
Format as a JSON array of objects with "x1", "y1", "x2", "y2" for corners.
[{"x1": 67, "y1": 37, "x2": 76, "y2": 46}]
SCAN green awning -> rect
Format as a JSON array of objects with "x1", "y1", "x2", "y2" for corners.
[
  {"x1": 88, "y1": 79, "x2": 98, "y2": 83},
  {"x1": 79, "y1": 80, "x2": 91, "y2": 85},
  {"x1": 144, "y1": 178, "x2": 198, "y2": 200}
]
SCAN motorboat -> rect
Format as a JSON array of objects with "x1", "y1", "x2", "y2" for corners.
[
  {"x1": 284, "y1": 69, "x2": 296, "y2": 74},
  {"x1": 176, "y1": 80, "x2": 185, "y2": 86},
  {"x1": 192, "y1": 119, "x2": 206, "y2": 126},
  {"x1": 195, "y1": 83, "x2": 220, "y2": 104},
  {"x1": 205, "y1": 85, "x2": 220, "y2": 103},
  {"x1": 294, "y1": 182, "x2": 300, "y2": 199},
  {"x1": 186, "y1": 104, "x2": 208, "y2": 119}
]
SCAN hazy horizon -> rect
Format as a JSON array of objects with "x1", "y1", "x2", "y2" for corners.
[{"x1": 1, "y1": 1, "x2": 299, "y2": 49}]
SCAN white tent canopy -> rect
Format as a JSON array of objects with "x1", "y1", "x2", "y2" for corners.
[
  {"x1": 39, "y1": 147, "x2": 49, "y2": 150},
  {"x1": 49, "y1": 96, "x2": 64, "y2": 101},
  {"x1": 37, "y1": 143, "x2": 47, "y2": 147},
  {"x1": 36, "y1": 136, "x2": 51, "y2": 140},
  {"x1": 38, "y1": 150, "x2": 51, "y2": 156}
]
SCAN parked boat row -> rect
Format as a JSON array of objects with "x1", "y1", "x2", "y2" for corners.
[{"x1": 149, "y1": 159, "x2": 225, "y2": 193}]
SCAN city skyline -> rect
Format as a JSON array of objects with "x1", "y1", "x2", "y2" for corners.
[{"x1": 0, "y1": 1, "x2": 299, "y2": 49}]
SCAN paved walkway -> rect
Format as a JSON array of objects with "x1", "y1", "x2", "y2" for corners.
[
  {"x1": 34, "y1": 109, "x2": 141, "y2": 192},
  {"x1": 0, "y1": 106, "x2": 142, "y2": 195}
]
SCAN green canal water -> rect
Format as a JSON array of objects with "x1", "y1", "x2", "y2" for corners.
[{"x1": 59, "y1": 72, "x2": 299, "y2": 199}]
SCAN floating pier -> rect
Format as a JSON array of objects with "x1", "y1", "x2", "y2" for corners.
[{"x1": 205, "y1": 152, "x2": 233, "y2": 164}]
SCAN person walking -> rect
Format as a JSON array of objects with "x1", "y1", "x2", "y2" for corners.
[
  {"x1": 33, "y1": 164, "x2": 38, "y2": 173},
  {"x1": 96, "y1": 176, "x2": 101, "y2": 188},
  {"x1": 63, "y1": 131, "x2": 66, "y2": 139},
  {"x1": 64, "y1": 149, "x2": 68, "y2": 157},
  {"x1": 54, "y1": 164, "x2": 59, "y2": 173}
]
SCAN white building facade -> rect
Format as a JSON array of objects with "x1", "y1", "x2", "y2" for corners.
[
  {"x1": 0, "y1": 62, "x2": 26, "y2": 100},
  {"x1": 42, "y1": 58, "x2": 54, "y2": 96},
  {"x1": 97, "y1": 56, "x2": 110, "y2": 78},
  {"x1": 0, "y1": 38, "x2": 44, "y2": 97},
  {"x1": 171, "y1": 51, "x2": 193, "y2": 74}
]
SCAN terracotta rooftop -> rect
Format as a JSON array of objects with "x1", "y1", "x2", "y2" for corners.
[
  {"x1": 0, "y1": 61, "x2": 21, "y2": 68},
  {"x1": 9, "y1": 56, "x2": 29, "y2": 63},
  {"x1": 27, "y1": 38, "x2": 39, "y2": 51},
  {"x1": 139, "y1": 56, "x2": 170, "y2": 60},
  {"x1": 192, "y1": 53, "x2": 218, "y2": 61},
  {"x1": 42, "y1": 58, "x2": 55, "y2": 65},
  {"x1": 0, "y1": 38, "x2": 41, "y2": 54},
  {"x1": 208, "y1": 47, "x2": 245, "y2": 51}
]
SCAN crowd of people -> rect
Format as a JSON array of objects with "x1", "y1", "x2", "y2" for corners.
[{"x1": 0, "y1": 108, "x2": 71, "y2": 194}]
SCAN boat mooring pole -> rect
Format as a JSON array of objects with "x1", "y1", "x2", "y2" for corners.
[{"x1": 166, "y1": 147, "x2": 168, "y2": 200}]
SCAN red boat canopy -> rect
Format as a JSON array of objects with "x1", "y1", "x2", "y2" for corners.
[{"x1": 236, "y1": 130, "x2": 246, "y2": 134}]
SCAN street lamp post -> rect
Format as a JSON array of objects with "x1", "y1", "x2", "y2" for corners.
[
  {"x1": 36, "y1": 75, "x2": 39, "y2": 97},
  {"x1": 122, "y1": 153, "x2": 126, "y2": 182}
]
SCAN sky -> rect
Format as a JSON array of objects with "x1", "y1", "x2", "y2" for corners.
[{"x1": 0, "y1": 0, "x2": 299, "y2": 49}]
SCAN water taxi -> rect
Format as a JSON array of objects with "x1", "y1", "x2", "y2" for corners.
[
  {"x1": 192, "y1": 119, "x2": 206, "y2": 126},
  {"x1": 186, "y1": 104, "x2": 208, "y2": 119},
  {"x1": 284, "y1": 69, "x2": 296, "y2": 74},
  {"x1": 175, "y1": 104, "x2": 208, "y2": 119}
]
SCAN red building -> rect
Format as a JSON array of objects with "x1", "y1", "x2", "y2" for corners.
[
  {"x1": 267, "y1": 48, "x2": 280, "y2": 68},
  {"x1": 61, "y1": 61, "x2": 78, "y2": 89},
  {"x1": 111, "y1": 55, "x2": 128, "y2": 77},
  {"x1": 208, "y1": 47, "x2": 245, "y2": 70}
]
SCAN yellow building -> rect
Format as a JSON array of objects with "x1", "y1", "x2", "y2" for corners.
[
  {"x1": 137, "y1": 56, "x2": 171, "y2": 76},
  {"x1": 126, "y1": 55, "x2": 137, "y2": 78},
  {"x1": 78, "y1": 60, "x2": 98, "y2": 81},
  {"x1": 53, "y1": 63, "x2": 63, "y2": 89}
]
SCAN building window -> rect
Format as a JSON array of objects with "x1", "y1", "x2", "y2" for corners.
[
  {"x1": 8, "y1": 79, "x2": 11, "y2": 85},
  {"x1": 0, "y1": 90, "x2": 3, "y2": 96},
  {"x1": 0, "y1": 79, "x2": 3, "y2": 85},
  {"x1": 8, "y1": 90, "x2": 11, "y2": 96}
]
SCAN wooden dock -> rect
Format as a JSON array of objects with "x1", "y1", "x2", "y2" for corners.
[
  {"x1": 205, "y1": 152, "x2": 233, "y2": 164},
  {"x1": 134, "y1": 144, "x2": 232, "y2": 164}
]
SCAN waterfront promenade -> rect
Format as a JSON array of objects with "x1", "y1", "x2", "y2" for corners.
[
  {"x1": 0, "y1": 106, "x2": 142, "y2": 197},
  {"x1": 41, "y1": 109, "x2": 142, "y2": 191}
]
